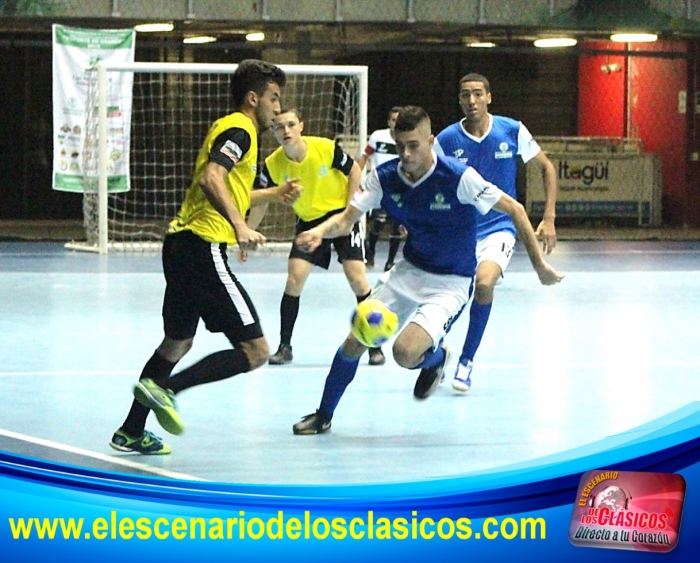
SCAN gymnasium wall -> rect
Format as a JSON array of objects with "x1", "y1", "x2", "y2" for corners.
[
  {"x1": 2, "y1": 37, "x2": 698, "y2": 226},
  {"x1": 0, "y1": 41, "x2": 579, "y2": 223}
]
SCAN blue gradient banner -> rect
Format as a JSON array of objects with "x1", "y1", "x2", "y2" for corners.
[{"x1": 2, "y1": 403, "x2": 700, "y2": 562}]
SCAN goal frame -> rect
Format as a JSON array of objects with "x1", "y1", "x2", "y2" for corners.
[{"x1": 72, "y1": 61, "x2": 368, "y2": 254}]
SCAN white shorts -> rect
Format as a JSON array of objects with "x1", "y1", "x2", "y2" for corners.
[
  {"x1": 370, "y1": 259, "x2": 474, "y2": 349},
  {"x1": 476, "y1": 231, "x2": 516, "y2": 275}
]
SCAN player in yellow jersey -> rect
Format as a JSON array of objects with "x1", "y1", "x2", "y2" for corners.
[
  {"x1": 252, "y1": 109, "x2": 386, "y2": 367},
  {"x1": 109, "y1": 60, "x2": 300, "y2": 455}
]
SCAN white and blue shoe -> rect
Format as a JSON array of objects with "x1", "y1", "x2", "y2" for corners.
[{"x1": 451, "y1": 360, "x2": 473, "y2": 393}]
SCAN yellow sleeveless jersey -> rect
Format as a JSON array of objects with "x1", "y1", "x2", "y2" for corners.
[
  {"x1": 264, "y1": 136, "x2": 348, "y2": 222},
  {"x1": 169, "y1": 112, "x2": 257, "y2": 244}
]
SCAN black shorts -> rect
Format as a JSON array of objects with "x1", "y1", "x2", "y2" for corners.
[
  {"x1": 369, "y1": 208, "x2": 387, "y2": 222},
  {"x1": 161, "y1": 230, "x2": 264, "y2": 344},
  {"x1": 289, "y1": 209, "x2": 365, "y2": 269}
]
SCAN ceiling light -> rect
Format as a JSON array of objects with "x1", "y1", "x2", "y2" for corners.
[
  {"x1": 133, "y1": 23, "x2": 174, "y2": 33},
  {"x1": 246, "y1": 32, "x2": 265, "y2": 42},
  {"x1": 610, "y1": 33, "x2": 658, "y2": 43},
  {"x1": 468, "y1": 42, "x2": 496, "y2": 48},
  {"x1": 534, "y1": 37, "x2": 577, "y2": 48},
  {"x1": 183, "y1": 36, "x2": 217, "y2": 44}
]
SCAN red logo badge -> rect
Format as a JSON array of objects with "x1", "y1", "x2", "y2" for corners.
[{"x1": 569, "y1": 470, "x2": 686, "y2": 552}]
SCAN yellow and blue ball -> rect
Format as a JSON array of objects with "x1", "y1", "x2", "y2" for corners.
[{"x1": 351, "y1": 299, "x2": 399, "y2": 348}]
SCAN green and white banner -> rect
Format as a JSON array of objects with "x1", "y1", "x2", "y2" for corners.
[{"x1": 52, "y1": 24, "x2": 135, "y2": 193}]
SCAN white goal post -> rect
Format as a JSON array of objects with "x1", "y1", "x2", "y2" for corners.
[{"x1": 69, "y1": 61, "x2": 368, "y2": 254}]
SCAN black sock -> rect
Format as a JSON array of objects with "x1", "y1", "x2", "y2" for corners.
[
  {"x1": 368, "y1": 232, "x2": 380, "y2": 256},
  {"x1": 120, "y1": 352, "x2": 176, "y2": 438},
  {"x1": 279, "y1": 293, "x2": 300, "y2": 346},
  {"x1": 166, "y1": 349, "x2": 252, "y2": 394},
  {"x1": 387, "y1": 237, "x2": 400, "y2": 264},
  {"x1": 356, "y1": 291, "x2": 371, "y2": 303}
]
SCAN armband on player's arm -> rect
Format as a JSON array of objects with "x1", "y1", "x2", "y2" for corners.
[
  {"x1": 332, "y1": 142, "x2": 355, "y2": 175},
  {"x1": 209, "y1": 128, "x2": 251, "y2": 171}
]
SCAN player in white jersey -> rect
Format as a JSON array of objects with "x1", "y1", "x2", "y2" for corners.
[
  {"x1": 290, "y1": 106, "x2": 564, "y2": 435},
  {"x1": 357, "y1": 107, "x2": 404, "y2": 271},
  {"x1": 435, "y1": 73, "x2": 559, "y2": 393}
]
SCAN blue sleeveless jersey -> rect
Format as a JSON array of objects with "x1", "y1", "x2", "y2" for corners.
[
  {"x1": 437, "y1": 116, "x2": 520, "y2": 238},
  {"x1": 375, "y1": 156, "x2": 478, "y2": 277}
]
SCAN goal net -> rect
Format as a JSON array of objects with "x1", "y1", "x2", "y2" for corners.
[{"x1": 69, "y1": 62, "x2": 368, "y2": 253}]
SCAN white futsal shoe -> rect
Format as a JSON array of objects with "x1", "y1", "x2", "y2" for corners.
[{"x1": 451, "y1": 360, "x2": 473, "y2": 393}]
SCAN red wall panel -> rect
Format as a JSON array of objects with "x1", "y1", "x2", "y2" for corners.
[
  {"x1": 629, "y1": 42, "x2": 688, "y2": 224},
  {"x1": 578, "y1": 41, "x2": 689, "y2": 224},
  {"x1": 578, "y1": 42, "x2": 626, "y2": 138}
]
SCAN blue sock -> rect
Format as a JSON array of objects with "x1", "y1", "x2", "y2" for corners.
[
  {"x1": 319, "y1": 347, "x2": 361, "y2": 419},
  {"x1": 459, "y1": 301, "x2": 492, "y2": 365},
  {"x1": 415, "y1": 345, "x2": 445, "y2": 370}
]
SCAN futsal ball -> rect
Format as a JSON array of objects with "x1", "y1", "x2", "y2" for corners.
[{"x1": 351, "y1": 299, "x2": 399, "y2": 348}]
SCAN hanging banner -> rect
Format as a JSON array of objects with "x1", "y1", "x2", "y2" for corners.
[{"x1": 52, "y1": 24, "x2": 135, "y2": 193}]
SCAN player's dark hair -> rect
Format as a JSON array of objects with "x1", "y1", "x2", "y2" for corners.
[
  {"x1": 459, "y1": 73, "x2": 490, "y2": 93},
  {"x1": 388, "y1": 106, "x2": 403, "y2": 118},
  {"x1": 230, "y1": 59, "x2": 286, "y2": 109},
  {"x1": 394, "y1": 105, "x2": 430, "y2": 133}
]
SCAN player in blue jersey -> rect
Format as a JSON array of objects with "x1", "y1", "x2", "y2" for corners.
[
  {"x1": 435, "y1": 73, "x2": 559, "y2": 393},
  {"x1": 290, "y1": 106, "x2": 563, "y2": 435}
]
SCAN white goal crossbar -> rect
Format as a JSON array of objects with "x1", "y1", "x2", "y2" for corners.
[{"x1": 72, "y1": 61, "x2": 368, "y2": 254}]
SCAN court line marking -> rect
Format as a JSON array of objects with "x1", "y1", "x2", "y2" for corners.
[
  {"x1": 502, "y1": 249, "x2": 700, "y2": 258},
  {"x1": 0, "y1": 370, "x2": 140, "y2": 377},
  {"x1": 2, "y1": 248, "x2": 700, "y2": 260},
  {"x1": 2, "y1": 360, "x2": 700, "y2": 378},
  {"x1": 553, "y1": 249, "x2": 700, "y2": 256},
  {"x1": 0, "y1": 428, "x2": 205, "y2": 481}
]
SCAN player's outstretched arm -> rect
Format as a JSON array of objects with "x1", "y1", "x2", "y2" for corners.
[
  {"x1": 493, "y1": 193, "x2": 565, "y2": 285},
  {"x1": 356, "y1": 152, "x2": 369, "y2": 171},
  {"x1": 246, "y1": 204, "x2": 268, "y2": 231},
  {"x1": 250, "y1": 177, "x2": 302, "y2": 207},
  {"x1": 237, "y1": 204, "x2": 268, "y2": 263},
  {"x1": 295, "y1": 205, "x2": 364, "y2": 253},
  {"x1": 531, "y1": 151, "x2": 558, "y2": 254},
  {"x1": 345, "y1": 161, "x2": 362, "y2": 206}
]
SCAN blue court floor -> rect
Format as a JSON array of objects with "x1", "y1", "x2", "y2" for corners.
[{"x1": 1, "y1": 240, "x2": 699, "y2": 484}]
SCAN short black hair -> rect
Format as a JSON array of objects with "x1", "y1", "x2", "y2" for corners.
[
  {"x1": 394, "y1": 105, "x2": 430, "y2": 133},
  {"x1": 388, "y1": 106, "x2": 403, "y2": 118},
  {"x1": 230, "y1": 59, "x2": 286, "y2": 109},
  {"x1": 459, "y1": 73, "x2": 490, "y2": 93}
]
